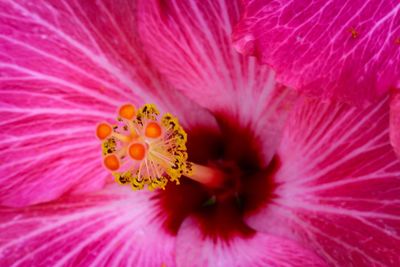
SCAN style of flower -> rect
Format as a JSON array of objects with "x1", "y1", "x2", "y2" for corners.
[{"x1": 0, "y1": 1, "x2": 399, "y2": 267}]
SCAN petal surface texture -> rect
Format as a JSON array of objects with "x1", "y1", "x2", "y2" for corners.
[
  {"x1": 0, "y1": 0, "x2": 218, "y2": 206},
  {"x1": 0, "y1": 184, "x2": 175, "y2": 267},
  {"x1": 137, "y1": 0, "x2": 297, "y2": 166},
  {"x1": 390, "y1": 90, "x2": 400, "y2": 158},
  {"x1": 234, "y1": 0, "x2": 400, "y2": 104},
  {"x1": 247, "y1": 96, "x2": 400, "y2": 266},
  {"x1": 176, "y1": 217, "x2": 328, "y2": 267}
]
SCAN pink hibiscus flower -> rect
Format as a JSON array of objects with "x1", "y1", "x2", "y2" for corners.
[{"x1": 0, "y1": 1, "x2": 399, "y2": 267}]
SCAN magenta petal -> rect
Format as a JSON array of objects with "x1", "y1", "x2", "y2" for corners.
[
  {"x1": 176, "y1": 217, "x2": 327, "y2": 267},
  {"x1": 0, "y1": 0, "x2": 219, "y2": 206},
  {"x1": 234, "y1": 1, "x2": 400, "y2": 104},
  {"x1": 137, "y1": 0, "x2": 297, "y2": 165},
  {"x1": 247, "y1": 96, "x2": 400, "y2": 266},
  {"x1": 0, "y1": 0, "x2": 145, "y2": 206},
  {"x1": 390, "y1": 90, "x2": 400, "y2": 157},
  {"x1": 0, "y1": 185, "x2": 175, "y2": 267},
  {"x1": 137, "y1": 1, "x2": 280, "y2": 111},
  {"x1": 0, "y1": 104, "x2": 109, "y2": 207}
]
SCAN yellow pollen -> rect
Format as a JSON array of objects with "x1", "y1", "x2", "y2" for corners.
[
  {"x1": 145, "y1": 122, "x2": 162, "y2": 138},
  {"x1": 104, "y1": 154, "x2": 120, "y2": 171},
  {"x1": 96, "y1": 123, "x2": 112, "y2": 140},
  {"x1": 118, "y1": 103, "x2": 136, "y2": 120},
  {"x1": 97, "y1": 103, "x2": 190, "y2": 190},
  {"x1": 129, "y1": 143, "x2": 146, "y2": 160}
]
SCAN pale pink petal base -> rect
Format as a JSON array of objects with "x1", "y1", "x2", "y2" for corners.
[
  {"x1": 0, "y1": 184, "x2": 175, "y2": 267},
  {"x1": 176, "y1": 217, "x2": 327, "y2": 267},
  {"x1": 252, "y1": 85, "x2": 298, "y2": 167},
  {"x1": 233, "y1": 0, "x2": 400, "y2": 104},
  {"x1": 247, "y1": 96, "x2": 400, "y2": 266},
  {"x1": 390, "y1": 90, "x2": 400, "y2": 158},
  {"x1": 137, "y1": 0, "x2": 297, "y2": 166},
  {"x1": 138, "y1": 0, "x2": 257, "y2": 111}
]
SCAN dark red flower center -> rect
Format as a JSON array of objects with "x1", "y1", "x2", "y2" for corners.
[{"x1": 156, "y1": 113, "x2": 280, "y2": 240}]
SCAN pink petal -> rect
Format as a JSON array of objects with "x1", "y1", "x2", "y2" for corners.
[
  {"x1": 233, "y1": 1, "x2": 400, "y2": 104},
  {"x1": 250, "y1": 85, "x2": 298, "y2": 166},
  {"x1": 390, "y1": 90, "x2": 400, "y2": 157},
  {"x1": 247, "y1": 96, "x2": 400, "y2": 266},
  {"x1": 0, "y1": 184, "x2": 176, "y2": 267},
  {"x1": 137, "y1": 0, "x2": 297, "y2": 165},
  {"x1": 176, "y1": 216, "x2": 327, "y2": 267},
  {"x1": 0, "y1": 0, "x2": 219, "y2": 206},
  {"x1": 138, "y1": 0, "x2": 250, "y2": 111}
]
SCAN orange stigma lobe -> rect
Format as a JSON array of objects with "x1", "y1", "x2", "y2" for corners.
[
  {"x1": 96, "y1": 123, "x2": 112, "y2": 140},
  {"x1": 145, "y1": 122, "x2": 162, "y2": 138},
  {"x1": 129, "y1": 143, "x2": 146, "y2": 160},
  {"x1": 118, "y1": 103, "x2": 136, "y2": 120},
  {"x1": 104, "y1": 154, "x2": 120, "y2": 171}
]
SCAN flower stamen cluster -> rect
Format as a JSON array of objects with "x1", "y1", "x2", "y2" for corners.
[{"x1": 96, "y1": 103, "x2": 190, "y2": 190}]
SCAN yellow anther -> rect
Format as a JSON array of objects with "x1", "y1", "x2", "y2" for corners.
[
  {"x1": 114, "y1": 171, "x2": 133, "y2": 185},
  {"x1": 102, "y1": 138, "x2": 116, "y2": 156},
  {"x1": 136, "y1": 104, "x2": 159, "y2": 122},
  {"x1": 96, "y1": 123, "x2": 112, "y2": 140},
  {"x1": 118, "y1": 103, "x2": 136, "y2": 120}
]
